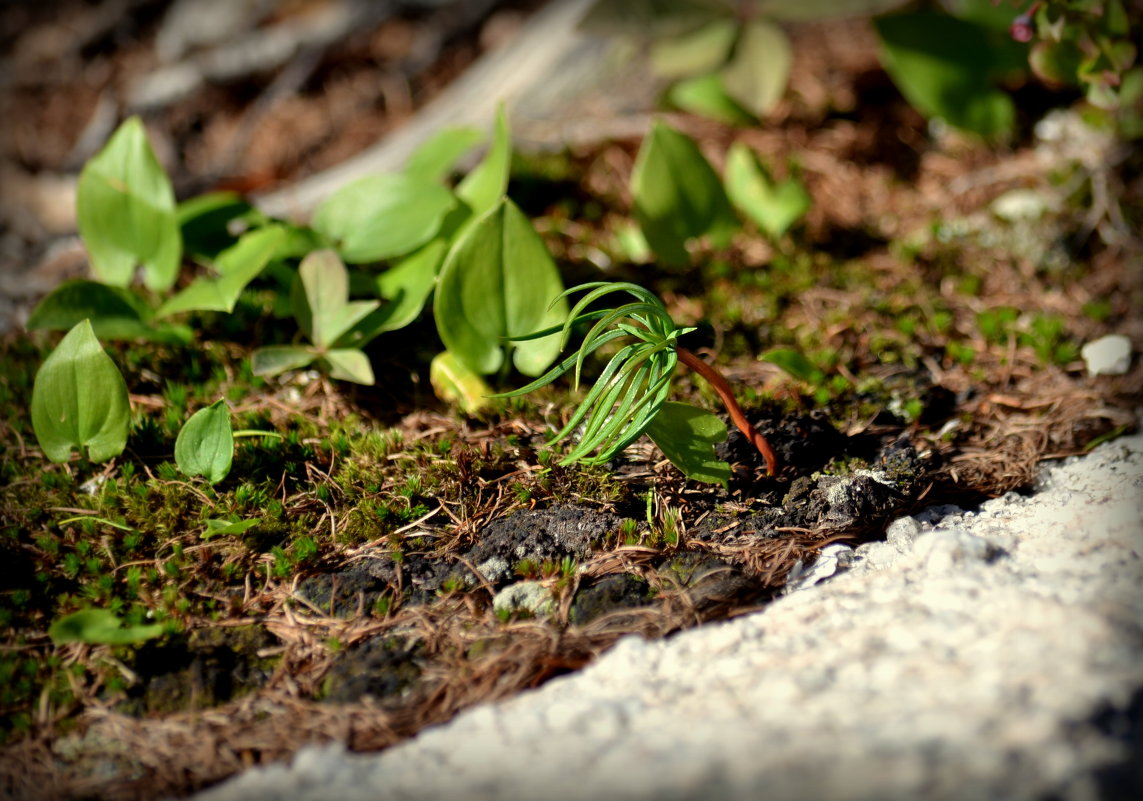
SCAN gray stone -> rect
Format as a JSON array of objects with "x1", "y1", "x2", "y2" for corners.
[{"x1": 492, "y1": 581, "x2": 555, "y2": 617}]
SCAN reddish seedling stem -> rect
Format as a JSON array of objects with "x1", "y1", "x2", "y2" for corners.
[{"x1": 676, "y1": 347, "x2": 778, "y2": 476}]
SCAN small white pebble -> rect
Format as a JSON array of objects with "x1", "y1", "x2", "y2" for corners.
[{"x1": 1082, "y1": 334, "x2": 1132, "y2": 377}]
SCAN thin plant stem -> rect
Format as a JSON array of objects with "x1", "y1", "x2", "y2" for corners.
[{"x1": 676, "y1": 347, "x2": 778, "y2": 476}]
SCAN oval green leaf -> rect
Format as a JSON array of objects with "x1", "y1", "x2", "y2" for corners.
[
  {"x1": 26, "y1": 280, "x2": 190, "y2": 344},
  {"x1": 455, "y1": 105, "x2": 511, "y2": 219},
  {"x1": 430, "y1": 350, "x2": 494, "y2": 414},
  {"x1": 719, "y1": 20, "x2": 792, "y2": 117},
  {"x1": 175, "y1": 398, "x2": 234, "y2": 483},
  {"x1": 49, "y1": 608, "x2": 164, "y2": 646},
  {"x1": 650, "y1": 18, "x2": 738, "y2": 78},
  {"x1": 404, "y1": 125, "x2": 485, "y2": 183},
  {"x1": 631, "y1": 120, "x2": 738, "y2": 266},
  {"x1": 667, "y1": 73, "x2": 757, "y2": 126},
  {"x1": 31, "y1": 319, "x2": 130, "y2": 463},
  {"x1": 321, "y1": 348, "x2": 375, "y2": 385},
  {"x1": 434, "y1": 198, "x2": 568, "y2": 376},
  {"x1": 312, "y1": 172, "x2": 456, "y2": 263},
  {"x1": 251, "y1": 345, "x2": 317, "y2": 378},
  {"x1": 291, "y1": 250, "x2": 380, "y2": 349},
  {"x1": 645, "y1": 401, "x2": 730, "y2": 486},
  {"x1": 77, "y1": 116, "x2": 181, "y2": 291}
]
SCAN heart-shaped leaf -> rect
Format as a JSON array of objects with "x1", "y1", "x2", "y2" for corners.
[
  {"x1": 724, "y1": 142, "x2": 810, "y2": 239},
  {"x1": 434, "y1": 198, "x2": 568, "y2": 376},
  {"x1": 455, "y1": 105, "x2": 511, "y2": 219},
  {"x1": 175, "y1": 398, "x2": 234, "y2": 483},
  {"x1": 77, "y1": 116, "x2": 181, "y2": 291},
  {"x1": 430, "y1": 350, "x2": 493, "y2": 414},
  {"x1": 156, "y1": 225, "x2": 286, "y2": 318},
  {"x1": 631, "y1": 120, "x2": 738, "y2": 266},
  {"x1": 312, "y1": 173, "x2": 456, "y2": 263},
  {"x1": 31, "y1": 319, "x2": 130, "y2": 463},
  {"x1": 719, "y1": 20, "x2": 792, "y2": 117},
  {"x1": 49, "y1": 608, "x2": 164, "y2": 646},
  {"x1": 645, "y1": 401, "x2": 730, "y2": 486},
  {"x1": 291, "y1": 250, "x2": 380, "y2": 349}
]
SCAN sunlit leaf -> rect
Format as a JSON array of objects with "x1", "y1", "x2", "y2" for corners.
[
  {"x1": 49, "y1": 608, "x2": 163, "y2": 646},
  {"x1": 724, "y1": 142, "x2": 810, "y2": 239},
  {"x1": 434, "y1": 198, "x2": 568, "y2": 376},
  {"x1": 430, "y1": 350, "x2": 494, "y2": 414},
  {"x1": 156, "y1": 225, "x2": 285, "y2": 318},
  {"x1": 645, "y1": 401, "x2": 730, "y2": 486},
  {"x1": 404, "y1": 126, "x2": 485, "y2": 182},
  {"x1": 312, "y1": 173, "x2": 456, "y2": 263},
  {"x1": 650, "y1": 18, "x2": 738, "y2": 78},
  {"x1": 174, "y1": 399, "x2": 234, "y2": 483},
  {"x1": 76, "y1": 116, "x2": 181, "y2": 291},
  {"x1": 321, "y1": 348, "x2": 374, "y2": 385},
  {"x1": 719, "y1": 19, "x2": 792, "y2": 117},
  {"x1": 291, "y1": 250, "x2": 380, "y2": 349},
  {"x1": 630, "y1": 120, "x2": 738, "y2": 266},
  {"x1": 667, "y1": 73, "x2": 756, "y2": 125},
  {"x1": 455, "y1": 105, "x2": 511, "y2": 218},
  {"x1": 31, "y1": 319, "x2": 130, "y2": 463},
  {"x1": 251, "y1": 345, "x2": 317, "y2": 377}
]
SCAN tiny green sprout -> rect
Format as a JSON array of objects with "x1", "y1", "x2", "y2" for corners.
[{"x1": 496, "y1": 281, "x2": 777, "y2": 478}]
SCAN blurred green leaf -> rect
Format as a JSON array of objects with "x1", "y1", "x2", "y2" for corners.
[
  {"x1": 631, "y1": 120, "x2": 738, "y2": 266},
  {"x1": 430, "y1": 350, "x2": 494, "y2": 414},
  {"x1": 49, "y1": 608, "x2": 163, "y2": 646},
  {"x1": 176, "y1": 191, "x2": 254, "y2": 259},
  {"x1": 312, "y1": 173, "x2": 456, "y2": 263},
  {"x1": 759, "y1": 347, "x2": 825, "y2": 384},
  {"x1": 579, "y1": 0, "x2": 732, "y2": 39},
  {"x1": 26, "y1": 280, "x2": 192, "y2": 344},
  {"x1": 31, "y1": 319, "x2": 130, "y2": 463},
  {"x1": 667, "y1": 73, "x2": 756, "y2": 125},
  {"x1": 724, "y1": 142, "x2": 810, "y2": 239},
  {"x1": 455, "y1": 105, "x2": 511, "y2": 218},
  {"x1": 434, "y1": 198, "x2": 568, "y2": 376},
  {"x1": 757, "y1": 0, "x2": 908, "y2": 21},
  {"x1": 321, "y1": 348, "x2": 375, "y2": 385},
  {"x1": 291, "y1": 250, "x2": 380, "y2": 349},
  {"x1": 404, "y1": 126, "x2": 485, "y2": 182},
  {"x1": 719, "y1": 20, "x2": 792, "y2": 116},
  {"x1": 650, "y1": 18, "x2": 738, "y2": 78},
  {"x1": 645, "y1": 401, "x2": 730, "y2": 486},
  {"x1": 175, "y1": 398, "x2": 234, "y2": 483},
  {"x1": 156, "y1": 225, "x2": 285, "y2": 318},
  {"x1": 202, "y1": 517, "x2": 261, "y2": 540},
  {"x1": 77, "y1": 116, "x2": 181, "y2": 291},
  {"x1": 251, "y1": 345, "x2": 317, "y2": 377}
]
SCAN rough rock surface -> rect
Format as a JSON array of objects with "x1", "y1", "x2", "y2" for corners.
[{"x1": 190, "y1": 426, "x2": 1143, "y2": 801}]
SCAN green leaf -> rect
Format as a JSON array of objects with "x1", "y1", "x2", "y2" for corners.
[
  {"x1": 25, "y1": 280, "x2": 190, "y2": 344},
  {"x1": 312, "y1": 173, "x2": 456, "y2": 264},
  {"x1": 759, "y1": 347, "x2": 825, "y2": 384},
  {"x1": 174, "y1": 399, "x2": 234, "y2": 483},
  {"x1": 321, "y1": 348, "x2": 374, "y2": 385},
  {"x1": 756, "y1": 0, "x2": 909, "y2": 21},
  {"x1": 719, "y1": 20, "x2": 792, "y2": 117},
  {"x1": 76, "y1": 116, "x2": 181, "y2": 291},
  {"x1": 650, "y1": 18, "x2": 738, "y2": 78},
  {"x1": 667, "y1": 73, "x2": 757, "y2": 125},
  {"x1": 430, "y1": 350, "x2": 494, "y2": 414},
  {"x1": 645, "y1": 401, "x2": 730, "y2": 486},
  {"x1": 31, "y1": 319, "x2": 130, "y2": 463},
  {"x1": 724, "y1": 142, "x2": 810, "y2": 239},
  {"x1": 874, "y1": 12, "x2": 1024, "y2": 138},
  {"x1": 251, "y1": 345, "x2": 317, "y2": 377},
  {"x1": 374, "y1": 238, "x2": 445, "y2": 330},
  {"x1": 434, "y1": 198, "x2": 568, "y2": 376},
  {"x1": 49, "y1": 608, "x2": 164, "y2": 646},
  {"x1": 202, "y1": 517, "x2": 261, "y2": 540},
  {"x1": 156, "y1": 225, "x2": 286, "y2": 318},
  {"x1": 579, "y1": 0, "x2": 732, "y2": 39},
  {"x1": 630, "y1": 120, "x2": 738, "y2": 267},
  {"x1": 455, "y1": 105, "x2": 511, "y2": 218},
  {"x1": 177, "y1": 191, "x2": 255, "y2": 259},
  {"x1": 292, "y1": 250, "x2": 380, "y2": 349},
  {"x1": 404, "y1": 126, "x2": 485, "y2": 182}
]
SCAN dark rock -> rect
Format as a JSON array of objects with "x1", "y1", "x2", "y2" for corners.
[
  {"x1": 457, "y1": 506, "x2": 620, "y2": 588},
  {"x1": 662, "y1": 553, "x2": 766, "y2": 612},
  {"x1": 321, "y1": 636, "x2": 422, "y2": 704},
  {"x1": 569, "y1": 573, "x2": 656, "y2": 625}
]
